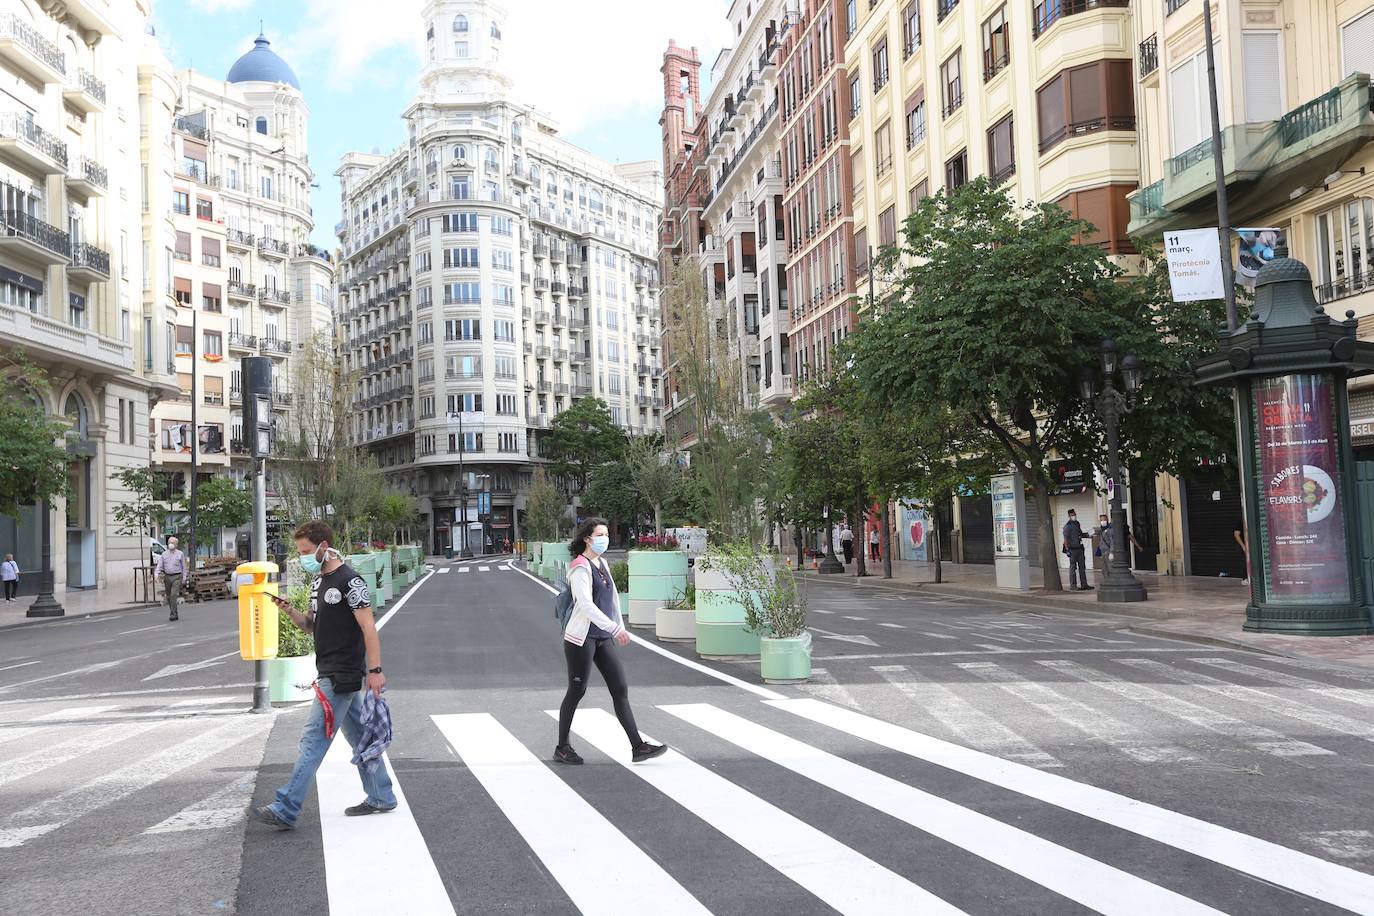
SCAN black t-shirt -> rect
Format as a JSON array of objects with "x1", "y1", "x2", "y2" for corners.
[{"x1": 310, "y1": 563, "x2": 371, "y2": 684}]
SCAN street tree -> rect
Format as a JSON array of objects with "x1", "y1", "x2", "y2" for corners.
[
  {"x1": 0, "y1": 353, "x2": 70, "y2": 519},
  {"x1": 525, "y1": 467, "x2": 567, "y2": 541},
  {"x1": 853, "y1": 177, "x2": 1231, "y2": 590},
  {"x1": 544, "y1": 396, "x2": 624, "y2": 495},
  {"x1": 111, "y1": 467, "x2": 171, "y2": 555},
  {"x1": 793, "y1": 378, "x2": 868, "y2": 568},
  {"x1": 626, "y1": 434, "x2": 682, "y2": 537},
  {"x1": 584, "y1": 460, "x2": 638, "y2": 541},
  {"x1": 181, "y1": 476, "x2": 252, "y2": 554}
]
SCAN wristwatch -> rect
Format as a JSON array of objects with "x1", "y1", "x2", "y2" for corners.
[{"x1": 368, "y1": 666, "x2": 383, "y2": 674}]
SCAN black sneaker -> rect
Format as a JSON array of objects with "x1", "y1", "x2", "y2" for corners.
[
  {"x1": 345, "y1": 800, "x2": 397, "y2": 817},
  {"x1": 553, "y1": 744, "x2": 584, "y2": 765},
  {"x1": 1081, "y1": 585, "x2": 1094, "y2": 590},
  {"x1": 632, "y1": 742, "x2": 668, "y2": 763},
  {"x1": 248, "y1": 804, "x2": 295, "y2": 831},
  {"x1": 169, "y1": 613, "x2": 179, "y2": 621}
]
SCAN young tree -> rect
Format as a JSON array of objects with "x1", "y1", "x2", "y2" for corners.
[
  {"x1": 111, "y1": 467, "x2": 170, "y2": 554},
  {"x1": 182, "y1": 476, "x2": 252, "y2": 554},
  {"x1": 543, "y1": 396, "x2": 624, "y2": 495},
  {"x1": 853, "y1": 178, "x2": 1230, "y2": 590},
  {"x1": 584, "y1": 460, "x2": 638, "y2": 541},
  {"x1": 278, "y1": 331, "x2": 358, "y2": 525},
  {"x1": 626, "y1": 434, "x2": 682, "y2": 537},
  {"x1": 0, "y1": 354, "x2": 70, "y2": 517},
  {"x1": 525, "y1": 467, "x2": 567, "y2": 541}
]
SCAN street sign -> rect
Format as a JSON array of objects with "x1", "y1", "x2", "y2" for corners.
[{"x1": 1164, "y1": 229, "x2": 1225, "y2": 302}]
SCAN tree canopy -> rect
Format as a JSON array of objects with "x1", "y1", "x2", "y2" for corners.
[
  {"x1": 0, "y1": 354, "x2": 70, "y2": 516},
  {"x1": 544, "y1": 396, "x2": 624, "y2": 494}
]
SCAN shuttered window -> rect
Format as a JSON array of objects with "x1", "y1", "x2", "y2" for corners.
[
  {"x1": 1168, "y1": 45, "x2": 1223, "y2": 157},
  {"x1": 1242, "y1": 31, "x2": 1283, "y2": 122},
  {"x1": 1342, "y1": 9, "x2": 1374, "y2": 78},
  {"x1": 879, "y1": 206, "x2": 897, "y2": 249},
  {"x1": 1037, "y1": 60, "x2": 1135, "y2": 152},
  {"x1": 1055, "y1": 184, "x2": 1136, "y2": 255}
]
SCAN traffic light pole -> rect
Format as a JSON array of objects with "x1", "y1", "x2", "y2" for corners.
[
  {"x1": 243, "y1": 355, "x2": 274, "y2": 714},
  {"x1": 251, "y1": 455, "x2": 270, "y2": 713}
]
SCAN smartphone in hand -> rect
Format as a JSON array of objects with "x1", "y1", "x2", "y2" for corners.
[{"x1": 268, "y1": 593, "x2": 292, "y2": 609}]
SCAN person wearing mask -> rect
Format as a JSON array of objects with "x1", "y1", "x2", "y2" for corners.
[
  {"x1": 839, "y1": 523, "x2": 854, "y2": 565},
  {"x1": 154, "y1": 536, "x2": 189, "y2": 621},
  {"x1": 1, "y1": 554, "x2": 18, "y2": 601},
  {"x1": 555, "y1": 517, "x2": 666, "y2": 766},
  {"x1": 1062, "y1": 510, "x2": 1090, "y2": 591},
  {"x1": 250, "y1": 520, "x2": 396, "y2": 831}
]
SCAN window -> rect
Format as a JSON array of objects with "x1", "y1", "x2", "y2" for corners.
[
  {"x1": 1342, "y1": 9, "x2": 1374, "y2": 78},
  {"x1": 846, "y1": 0, "x2": 857, "y2": 38},
  {"x1": 498, "y1": 432, "x2": 519, "y2": 453},
  {"x1": 941, "y1": 51, "x2": 963, "y2": 117},
  {"x1": 449, "y1": 432, "x2": 482, "y2": 453},
  {"x1": 419, "y1": 322, "x2": 433, "y2": 344},
  {"x1": 1315, "y1": 199, "x2": 1374, "y2": 301},
  {"x1": 448, "y1": 393, "x2": 482, "y2": 414},
  {"x1": 902, "y1": 2, "x2": 920, "y2": 58},
  {"x1": 447, "y1": 355, "x2": 481, "y2": 378},
  {"x1": 420, "y1": 396, "x2": 435, "y2": 418},
  {"x1": 0, "y1": 269, "x2": 41, "y2": 312},
  {"x1": 492, "y1": 249, "x2": 513, "y2": 271},
  {"x1": 878, "y1": 205, "x2": 897, "y2": 250},
  {"x1": 875, "y1": 121, "x2": 893, "y2": 176},
  {"x1": 909, "y1": 179, "x2": 930, "y2": 211},
  {"x1": 494, "y1": 356, "x2": 517, "y2": 379},
  {"x1": 905, "y1": 90, "x2": 927, "y2": 148},
  {"x1": 260, "y1": 174, "x2": 274, "y2": 199},
  {"x1": 496, "y1": 393, "x2": 518, "y2": 415},
  {"x1": 255, "y1": 116, "x2": 267, "y2": 135},
  {"x1": 872, "y1": 38, "x2": 889, "y2": 92},
  {"x1": 443, "y1": 211, "x2": 478, "y2": 232},
  {"x1": 849, "y1": 72, "x2": 862, "y2": 119},
  {"x1": 983, "y1": 6, "x2": 1009, "y2": 80},
  {"x1": 988, "y1": 115, "x2": 1015, "y2": 184},
  {"x1": 492, "y1": 215, "x2": 513, "y2": 235},
  {"x1": 1241, "y1": 31, "x2": 1283, "y2": 122},
  {"x1": 173, "y1": 190, "x2": 190, "y2": 216},
  {"x1": 851, "y1": 146, "x2": 865, "y2": 200},
  {"x1": 453, "y1": 14, "x2": 468, "y2": 31},
  {"x1": 203, "y1": 329, "x2": 223, "y2": 357},
  {"x1": 445, "y1": 318, "x2": 481, "y2": 341},
  {"x1": 443, "y1": 247, "x2": 480, "y2": 268},
  {"x1": 945, "y1": 149, "x2": 969, "y2": 189},
  {"x1": 202, "y1": 282, "x2": 222, "y2": 313},
  {"x1": 1038, "y1": 60, "x2": 1135, "y2": 153},
  {"x1": 196, "y1": 197, "x2": 213, "y2": 220},
  {"x1": 68, "y1": 293, "x2": 86, "y2": 328},
  {"x1": 854, "y1": 226, "x2": 869, "y2": 274},
  {"x1": 444, "y1": 281, "x2": 480, "y2": 303},
  {"x1": 493, "y1": 319, "x2": 515, "y2": 342},
  {"x1": 455, "y1": 41, "x2": 469, "y2": 58}
]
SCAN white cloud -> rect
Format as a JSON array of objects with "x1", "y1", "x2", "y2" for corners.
[
  {"x1": 282, "y1": 0, "x2": 730, "y2": 130},
  {"x1": 191, "y1": 0, "x2": 255, "y2": 12}
]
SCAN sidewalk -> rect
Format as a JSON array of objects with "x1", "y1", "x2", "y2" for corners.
[
  {"x1": 801, "y1": 556, "x2": 1374, "y2": 669},
  {"x1": 0, "y1": 587, "x2": 159, "y2": 629}
]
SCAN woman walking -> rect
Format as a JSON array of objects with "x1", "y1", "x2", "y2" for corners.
[
  {"x1": 1, "y1": 554, "x2": 18, "y2": 601},
  {"x1": 555, "y1": 517, "x2": 666, "y2": 766}
]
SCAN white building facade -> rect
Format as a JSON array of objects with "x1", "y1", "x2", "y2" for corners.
[{"x1": 337, "y1": 0, "x2": 663, "y2": 553}]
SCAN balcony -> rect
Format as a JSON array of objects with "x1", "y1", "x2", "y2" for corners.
[
  {"x1": 0, "y1": 210, "x2": 68, "y2": 263},
  {"x1": 172, "y1": 115, "x2": 210, "y2": 141},
  {"x1": 534, "y1": 276, "x2": 549, "y2": 292},
  {"x1": 936, "y1": 0, "x2": 959, "y2": 23},
  {"x1": 0, "y1": 302, "x2": 132, "y2": 375},
  {"x1": 259, "y1": 288, "x2": 291, "y2": 306},
  {"x1": 64, "y1": 156, "x2": 108, "y2": 201},
  {"x1": 228, "y1": 280, "x2": 255, "y2": 299},
  {"x1": 535, "y1": 379, "x2": 552, "y2": 394},
  {"x1": 226, "y1": 228, "x2": 254, "y2": 249},
  {"x1": 635, "y1": 362, "x2": 653, "y2": 376},
  {"x1": 532, "y1": 414, "x2": 550, "y2": 429},
  {"x1": 67, "y1": 242, "x2": 110, "y2": 281},
  {"x1": 551, "y1": 280, "x2": 566, "y2": 295},
  {"x1": 63, "y1": 68, "x2": 105, "y2": 114},
  {"x1": 1139, "y1": 34, "x2": 1158, "y2": 79},
  {"x1": 0, "y1": 112, "x2": 68, "y2": 174},
  {"x1": 258, "y1": 237, "x2": 290, "y2": 258},
  {"x1": 262, "y1": 337, "x2": 292, "y2": 355},
  {"x1": 228, "y1": 331, "x2": 257, "y2": 350},
  {"x1": 550, "y1": 243, "x2": 565, "y2": 262},
  {"x1": 534, "y1": 309, "x2": 551, "y2": 324},
  {"x1": 0, "y1": 13, "x2": 66, "y2": 85},
  {"x1": 553, "y1": 348, "x2": 569, "y2": 361},
  {"x1": 1032, "y1": 0, "x2": 1129, "y2": 39},
  {"x1": 535, "y1": 345, "x2": 551, "y2": 359},
  {"x1": 554, "y1": 383, "x2": 569, "y2": 395},
  {"x1": 571, "y1": 384, "x2": 592, "y2": 396},
  {"x1": 532, "y1": 239, "x2": 549, "y2": 258}
]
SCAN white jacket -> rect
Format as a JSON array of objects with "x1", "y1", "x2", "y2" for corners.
[{"x1": 562, "y1": 555, "x2": 625, "y2": 646}]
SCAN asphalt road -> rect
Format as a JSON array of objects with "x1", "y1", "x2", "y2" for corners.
[{"x1": 4, "y1": 564, "x2": 1374, "y2": 914}]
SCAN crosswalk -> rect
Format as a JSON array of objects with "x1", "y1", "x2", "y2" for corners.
[{"x1": 435, "y1": 562, "x2": 514, "y2": 575}]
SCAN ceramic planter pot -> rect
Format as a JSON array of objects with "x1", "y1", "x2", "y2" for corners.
[
  {"x1": 693, "y1": 557, "x2": 771, "y2": 659},
  {"x1": 268, "y1": 653, "x2": 317, "y2": 704},
  {"x1": 629, "y1": 550, "x2": 687, "y2": 629},
  {"x1": 759, "y1": 635, "x2": 811, "y2": 684},
  {"x1": 655, "y1": 604, "x2": 696, "y2": 641}
]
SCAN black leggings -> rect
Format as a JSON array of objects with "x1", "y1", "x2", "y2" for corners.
[
  {"x1": 3, "y1": 580, "x2": 14, "y2": 599},
  {"x1": 558, "y1": 638, "x2": 642, "y2": 748}
]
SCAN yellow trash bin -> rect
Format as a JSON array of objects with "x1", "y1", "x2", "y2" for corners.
[{"x1": 236, "y1": 561, "x2": 280, "y2": 661}]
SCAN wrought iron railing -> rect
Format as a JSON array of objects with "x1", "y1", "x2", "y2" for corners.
[
  {"x1": 0, "y1": 111, "x2": 68, "y2": 167},
  {"x1": 1032, "y1": 0, "x2": 1130, "y2": 38},
  {"x1": 1139, "y1": 34, "x2": 1158, "y2": 77},
  {"x1": 0, "y1": 210, "x2": 68, "y2": 256},
  {"x1": 1, "y1": 13, "x2": 64, "y2": 73}
]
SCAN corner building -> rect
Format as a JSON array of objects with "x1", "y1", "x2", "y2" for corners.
[{"x1": 337, "y1": 0, "x2": 663, "y2": 554}]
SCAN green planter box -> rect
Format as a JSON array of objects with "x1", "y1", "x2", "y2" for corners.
[
  {"x1": 374, "y1": 551, "x2": 394, "y2": 602},
  {"x1": 629, "y1": 550, "x2": 687, "y2": 628},
  {"x1": 694, "y1": 563, "x2": 761, "y2": 658},
  {"x1": 268, "y1": 653, "x2": 316, "y2": 704},
  {"x1": 760, "y1": 636, "x2": 811, "y2": 683},
  {"x1": 346, "y1": 554, "x2": 381, "y2": 609},
  {"x1": 619, "y1": 593, "x2": 630, "y2": 621}
]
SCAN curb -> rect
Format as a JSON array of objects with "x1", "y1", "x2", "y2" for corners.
[
  {"x1": 1124, "y1": 623, "x2": 1291, "y2": 658},
  {"x1": 0, "y1": 599, "x2": 172, "y2": 632}
]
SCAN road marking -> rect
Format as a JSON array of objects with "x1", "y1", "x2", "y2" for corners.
[
  {"x1": 920, "y1": 631, "x2": 959, "y2": 640},
  {"x1": 437, "y1": 713, "x2": 706, "y2": 916},
  {"x1": 318, "y1": 739, "x2": 453, "y2": 916},
  {"x1": 457, "y1": 567, "x2": 470, "y2": 573},
  {"x1": 0, "y1": 659, "x2": 124, "y2": 692},
  {"x1": 842, "y1": 615, "x2": 866, "y2": 621},
  {"x1": 800, "y1": 667, "x2": 865, "y2": 710},
  {"x1": 808, "y1": 626, "x2": 878, "y2": 647},
  {"x1": 956, "y1": 661, "x2": 1191, "y2": 765},
  {"x1": 0, "y1": 719, "x2": 167, "y2": 789},
  {"x1": 0, "y1": 715, "x2": 268, "y2": 848},
  {"x1": 1187, "y1": 657, "x2": 1374, "y2": 713},
  {"x1": 119, "y1": 624, "x2": 170, "y2": 635},
  {"x1": 877, "y1": 623, "x2": 906, "y2": 629},
  {"x1": 812, "y1": 608, "x2": 834, "y2": 614},
  {"x1": 507, "y1": 561, "x2": 785, "y2": 700},
  {"x1": 871, "y1": 666, "x2": 1060, "y2": 767},
  {"x1": 478, "y1": 565, "x2": 490, "y2": 572},
  {"x1": 143, "y1": 650, "x2": 240, "y2": 682},
  {"x1": 664, "y1": 703, "x2": 1216, "y2": 916},
  {"x1": 0, "y1": 682, "x2": 256, "y2": 708},
  {"x1": 808, "y1": 647, "x2": 1204, "y2": 662},
  {"x1": 772, "y1": 698, "x2": 1374, "y2": 914},
  {"x1": 436, "y1": 567, "x2": 450, "y2": 575},
  {"x1": 1036, "y1": 660, "x2": 1332, "y2": 758},
  {"x1": 0, "y1": 660, "x2": 40, "y2": 673},
  {"x1": 374, "y1": 570, "x2": 435, "y2": 631},
  {"x1": 144, "y1": 774, "x2": 256, "y2": 834},
  {"x1": 561, "y1": 708, "x2": 952, "y2": 916}
]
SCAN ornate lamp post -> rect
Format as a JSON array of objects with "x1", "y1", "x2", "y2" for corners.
[
  {"x1": 1079, "y1": 339, "x2": 1148, "y2": 603},
  {"x1": 1194, "y1": 257, "x2": 1374, "y2": 634}
]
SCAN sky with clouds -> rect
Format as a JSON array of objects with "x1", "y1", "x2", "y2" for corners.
[{"x1": 153, "y1": 0, "x2": 733, "y2": 249}]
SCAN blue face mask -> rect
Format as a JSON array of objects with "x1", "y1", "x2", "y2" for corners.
[
  {"x1": 299, "y1": 546, "x2": 324, "y2": 575},
  {"x1": 590, "y1": 535, "x2": 610, "y2": 555}
]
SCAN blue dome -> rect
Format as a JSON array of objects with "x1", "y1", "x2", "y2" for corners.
[{"x1": 226, "y1": 33, "x2": 300, "y2": 89}]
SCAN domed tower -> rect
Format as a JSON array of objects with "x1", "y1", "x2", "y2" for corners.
[
  {"x1": 226, "y1": 33, "x2": 300, "y2": 89},
  {"x1": 416, "y1": 0, "x2": 512, "y2": 102}
]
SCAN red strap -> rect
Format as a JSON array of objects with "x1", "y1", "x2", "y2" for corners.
[{"x1": 313, "y1": 681, "x2": 336, "y2": 739}]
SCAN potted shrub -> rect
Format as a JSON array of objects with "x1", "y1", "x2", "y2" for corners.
[
  {"x1": 713, "y1": 544, "x2": 810, "y2": 683},
  {"x1": 628, "y1": 533, "x2": 687, "y2": 629},
  {"x1": 655, "y1": 583, "x2": 696, "y2": 642},
  {"x1": 610, "y1": 560, "x2": 630, "y2": 620},
  {"x1": 269, "y1": 587, "x2": 317, "y2": 703},
  {"x1": 694, "y1": 547, "x2": 764, "y2": 659}
]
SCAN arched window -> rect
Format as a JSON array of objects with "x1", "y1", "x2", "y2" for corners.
[
  {"x1": 530, "y1": 164, "x2": 541, "y2": 184},
  {"x1": 484, "y1": 146, "x2": 499, "y2": 168},
  {"x1": 64, "y1": 392, "x2": 88, "y2": 440},
  {"x1": 453, "y1": 144, "x2": 468, "y2": 161},
  {"x1": 255, "y1": 116, "x2": 268, "y2": 135},
  {"x1": 589, "y1": 188, "x2": 603, "y2": 212},
  {"x1": 453, "y1": 14, "x2": 468, "y2": 32}
]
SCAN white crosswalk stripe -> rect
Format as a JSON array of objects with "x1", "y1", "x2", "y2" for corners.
[
  {"x1": 661, "y1": 703, "x2": 1220, "y2": 916},
  {"x1": 955, "y1": 660, "x2": 1193, "y2": 764},
  {"x1": 560, "y1": 707, "x2": 954, "y2": 916},
  {"x1": 1035, "y1": 659, "x2": 1333, "y2": 757},
  {"x1": 436, "y1": 567, "x2": 450, "y2": 574},
  {"x1": 435, "y1": 712, "x2": 708, "y2": 915},
  {"x1": 1187, "y1": 656, "x2": 1374, "y2": 712},
  {"x1": 871, "y1": 665, "x2": 1061, "y2": 767},
  {"x1": 0, "y1": 718, "x2": 169, "y2": 790},
  {"x1": 771, "y1": 697, "x2": 1374, "y2": 914},
  {"x1": 143, "y1": 774, "x2": 256, "y2": 834}
]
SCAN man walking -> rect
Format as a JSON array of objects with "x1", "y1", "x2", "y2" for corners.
[
  {"x1": 154, "y1": 536, "x2": 189, "y2": 621},
  {"x1": 869, "y1": 524, "x2": 880, "y2": 561},
  {"x1": 1062, "y1": 510, "x2": 1091, "y2": 591},
  {"x1": 839, "y1": 523, "x2": 854, "y2": 565},
  {"x1": 251, "y1": 520, "x2": 395, "y2": 831}
]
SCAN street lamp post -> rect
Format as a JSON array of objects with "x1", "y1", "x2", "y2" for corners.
[{"x1": 1079, "y1": 339, "x2": 1148, "y2": 603}]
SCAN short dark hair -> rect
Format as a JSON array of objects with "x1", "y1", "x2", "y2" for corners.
[
  {"x1": 293, "y1": 520, "x2": 335, "y2": 547},
  {"x1": 568, "y1": 517, "x2": 608, "y2": 557}
]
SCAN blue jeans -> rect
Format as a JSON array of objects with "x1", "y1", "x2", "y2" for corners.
[{"x1": 269, "y1": 676, "x2": 396, "y2": 825}]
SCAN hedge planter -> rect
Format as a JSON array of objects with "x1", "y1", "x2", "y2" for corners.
[
  {"x1": 618, "y1": 593, "x2": 630, "y2": 622},
  {"x1": 268, "y1": 653, "x2": 317, "y2": 704},
  {"x1": 628, "y1": 550, "x2": 687, "y2": 629},
  {"x1": 694, "y1": 562, "x2": 762, "y2": 659},
  {"x1": 346, "y1": 553, "x2": 382, "y2": 609},
  {"x1": 542, "y1": 542, "x2": 569, "y2": 581},
  {"x1": 759, "y1": 635, "x2": 812, "y2": 684},
  {"x1": 655, "y1": 605, "x2": 696, "y2": 642},
  {"x1": 374, "y1": 551, "x2": 394, "y2": 603}
]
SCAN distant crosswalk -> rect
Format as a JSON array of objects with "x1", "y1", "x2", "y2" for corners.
[{"x1": 435, "y1": 563, "x2": 515, "y2": 575}]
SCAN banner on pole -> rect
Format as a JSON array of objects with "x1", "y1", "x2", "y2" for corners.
[
  {"x1": 1164, "y1": 229, "x2": 1225, "y2": 302},
  {"x1": 1235, "y1": 227, "x2": 1284, "y2": 289}
]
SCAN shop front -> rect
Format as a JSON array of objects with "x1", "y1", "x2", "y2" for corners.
[{"x1": 1181, "y1": 458, "x2": 1246, "y2": 579}]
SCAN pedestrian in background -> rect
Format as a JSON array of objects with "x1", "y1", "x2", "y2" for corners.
[
  {"x1": 154, "y1": 536, "x2": 189, "y2": 621},
  {"x1": 1, "y1": 554, "x2": 18, "y2": 601},
  {"x1": 869, "y1": 525, "x2": 880, "y2": 561},
  {"x1": 839, "y1": 523, "x2": 854, "y2": 565},
  {"x1": 251, "y1": 520, "x2": 395, "y2": 831},
  {"x1": 554, "y1": 516, "x2": 666, "y2": 767},
  {"x1": 1062, "y1": 510, "x2": 1091, "y2": 591},
  {"x1": 1233, "y1": 518, "x2": 1250, "y2": 585}
]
